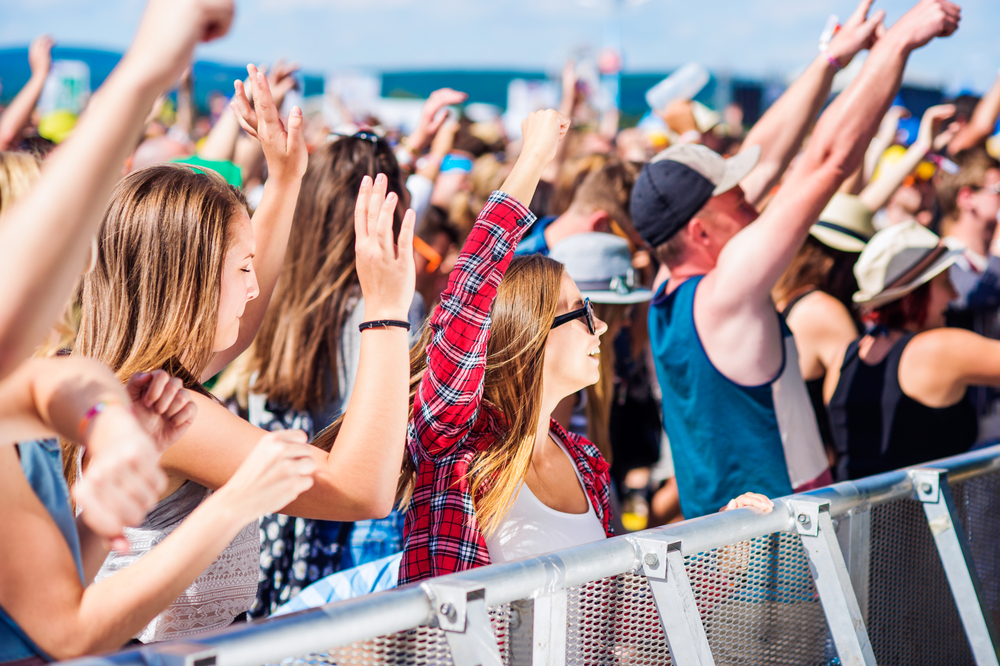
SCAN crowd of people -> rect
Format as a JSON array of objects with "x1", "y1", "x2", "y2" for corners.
[{"x1": 0, "y1": 0, "x2": 988, "y2": 659}]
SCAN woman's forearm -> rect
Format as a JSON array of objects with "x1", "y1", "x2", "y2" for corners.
[
  {"x1": 72, "y1": 491, "x2": 248, "y2": 655},
  {"x1": 0, "y1": 73, "x2": 46, "y2": 150}
]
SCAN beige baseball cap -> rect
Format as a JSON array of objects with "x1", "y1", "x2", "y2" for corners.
[{"x1": 853, "y1": 220, "x2": 962, "y2": 310}]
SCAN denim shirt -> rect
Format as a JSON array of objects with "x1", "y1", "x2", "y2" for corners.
[{"x1": 1, "y1": 440, "x2": 83, "y2": 664}]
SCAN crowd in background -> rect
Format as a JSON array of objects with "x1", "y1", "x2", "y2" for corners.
[{"x1": 0, "y1": 0, "x2": 991, "y2": 660}]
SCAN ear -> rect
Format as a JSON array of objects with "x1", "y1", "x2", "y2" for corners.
[
  {"x1": 586, "y1": 209, "x2": 610, "y2": 232},
  {"x1": 688, "y1": 216, "x2": 712, "y2": 246}
]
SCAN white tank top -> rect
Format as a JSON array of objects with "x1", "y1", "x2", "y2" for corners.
[{"x1": 485, "y1": 436, "x2": 607, "y2": 564}]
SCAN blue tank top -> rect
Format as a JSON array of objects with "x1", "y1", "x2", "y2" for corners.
[
  {"x1": 1, "y1": 440, "x2": 84, "y2": 664},
  {"x1": 649, "y1": 277, "x2": 802, "y2": 518}
]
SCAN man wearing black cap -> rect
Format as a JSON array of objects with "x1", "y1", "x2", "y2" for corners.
[{"x1": 632, "y1": 0, "x2": 961, "y2": 519}]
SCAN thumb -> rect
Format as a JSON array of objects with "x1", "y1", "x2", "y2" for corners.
[{"x1": 125, "y1": 372, "x2": 153, "y2": 400}]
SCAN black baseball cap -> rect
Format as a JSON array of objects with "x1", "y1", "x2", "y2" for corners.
[{"x1": 630, "y1": 143, "x2": 761, "y2": 247}]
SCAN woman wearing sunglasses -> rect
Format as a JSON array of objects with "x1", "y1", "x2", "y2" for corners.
[{"x1": 339, "y1": 110, "x2": 769, "y2": 584}]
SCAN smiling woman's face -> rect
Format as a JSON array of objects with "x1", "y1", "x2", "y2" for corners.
[
  {"x1": 214, "y1": 211, "x2": 259, "y2": 352},
  {"x1": 542, "y1": 273, "x2": 608, "y2": 400}
]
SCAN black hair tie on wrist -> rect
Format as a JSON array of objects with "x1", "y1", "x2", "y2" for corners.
[{"x1": 359, "y1": 319, "x2": 411, "y2": 332}]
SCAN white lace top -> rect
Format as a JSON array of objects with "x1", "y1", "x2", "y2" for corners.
[{"x1": 95, "y1": 481, "x2": 260, "y2": 642}]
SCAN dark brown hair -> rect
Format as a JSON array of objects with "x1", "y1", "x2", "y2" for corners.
[
  {"x1": 244, "y1": 136, "x2": 405, "y2": 412},
  {"x1": 773, "y1": 235, "x2": 861, "y2": 313}
]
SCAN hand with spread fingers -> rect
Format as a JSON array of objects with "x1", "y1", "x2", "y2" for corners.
[
  {"x1": 354, "y1": 174, "x2": 417, "y2": 322},
  {"x1": 407, "y1": 88, "x2": 469, "y2": 152},
  {"x1": 826, "y1": 0, "x2": 886, "y2": 68},
  {"x1": 230, "y1": 63, "x2": 308, "y2": 183}
]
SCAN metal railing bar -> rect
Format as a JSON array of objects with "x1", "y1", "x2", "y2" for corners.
[{"x1": 57, "y1": 444, "x2": 1000, "y2": 666}]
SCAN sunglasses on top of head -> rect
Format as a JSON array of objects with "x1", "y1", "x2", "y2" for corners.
[{"x1": 551, "y1": 297, "x2": 596, "y2": 335}]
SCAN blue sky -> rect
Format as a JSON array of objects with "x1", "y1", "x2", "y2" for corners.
[{"x1": 0, "y1": 0, "x2": 997, "y2": 93}]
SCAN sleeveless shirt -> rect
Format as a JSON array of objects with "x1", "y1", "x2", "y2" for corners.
[
  {"x1": 648, "y1": 277, "x2": 831, "y2": 519},
  {"x1": 1, "y1": 441, "x2": 83, "y2": 664},
  {"x1": 829, "y1": 333, "x2": 977, "y2": 480}
]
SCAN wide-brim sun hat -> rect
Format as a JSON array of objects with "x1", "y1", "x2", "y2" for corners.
[
  {"x1": 550, "y1": 232, "x2": 652, "y2": 305},
  {"x1": 853, "y1": 220, "x2": 962, "y2": 310},
  {"x1": 809, "y1": 193, "x2": 875, "y2": 253}
]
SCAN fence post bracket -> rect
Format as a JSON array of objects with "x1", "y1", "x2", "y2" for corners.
[
  {"x1": 421, "y1": 580, "x2": 502, "y2": 666},
  {"x1": 140, "y1": 643, "x2": 217, "y2": 666},
  {"x1": 908, "y1": 467, "x2": 1000, "y2": 666},
  {"x1": 634, "y1": 536, "x2": 716, "y2": 666},
  {"x1": 791, "y1": 497, "x2": 877, "y2": 666}
]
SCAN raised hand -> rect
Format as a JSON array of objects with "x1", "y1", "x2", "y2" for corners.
[
  {"x1": 120, "y1": 0, "x2": 234, "y2": 91},
  {"x1": 125, "y1": 370, "x2": 197, "y2": 453},
  {"x1": 28, "y1": 34, "x2": 54, "y2": 78},
  {"x1": 889, "y1": 0, "x2": 961, "y2": 50},
  {"x1": 827, "y1": 0, "x2": 886, "y2": 68},
  {"x1": 354, "y1": 174, "x2": 417, "y2": 321},
  {"x1": 720, "y1": 492, "x2": 775, "y2": 513},
  {"x1": 230, "y1": 63, "x2": 308, "y2": 183},
  {"x1": 73, "y1": 406, "x2": 167, "y2": 551},
  {"x1": 211, "y1": 430, "x2": 316, "y2": 520},
  {"x1": 918, "y1": 103, "x2": 959, "y2": 151},
  {"x1": 520, "y1": 109, "x2": 571, "y2": 165},
  {"x1": 408, "y1": 88, "x2": 469, "y2": 151}
]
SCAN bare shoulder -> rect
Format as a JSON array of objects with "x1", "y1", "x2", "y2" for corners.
[{"x1": 786, "y1": 291, "x2": 856, "y2": 339}]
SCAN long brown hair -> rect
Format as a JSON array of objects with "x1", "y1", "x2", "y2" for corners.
[
  {"x1": 314, "y1": 254, "x2": 565, "y2": 537},
  {"x1": 584, "y1": 302, "x2": 628, "y2": 463},
  {"x1": 237, "y1": 136, "x2": 405, "y2": 412},
  {"x1": 773, "y1": 235, "x2": 861, "y2": 314},
  {"x1": 68, "y1": 164, "x2": 250, "y2": 477}
]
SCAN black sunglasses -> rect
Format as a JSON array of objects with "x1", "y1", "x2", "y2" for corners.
[
  {"x1": 551, "y1": 298, "x2": 596, "y2": 335},
  {"x1": 329, "y1": 130, "x2": 381, "y2": 145}
]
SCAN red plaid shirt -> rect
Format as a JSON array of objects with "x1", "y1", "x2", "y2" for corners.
[{"x1": 399, "y1": 191, "x2": 614, "y2": 585}]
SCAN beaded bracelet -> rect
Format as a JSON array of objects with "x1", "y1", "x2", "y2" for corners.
[
  {"x1": 823, "y1": 50, "x2": 842, "y2": 73},
  {"x1": 77, "y1": 400, "x2": 122, "y2": 443},
  {"x1": 359, "y1": 319, "x2": 411, "y2": 332}
]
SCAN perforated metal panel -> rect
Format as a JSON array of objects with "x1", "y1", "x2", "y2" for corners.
[
  {"x1": 685, "y1": 532, "x2": 833, "y2": 666},
  {"x1": 952, "y1": 471, "x2": 1000, "y2": 629},
  {"x1": 867, "y1": 497, "x2": 974, "y2": 665},
  {"x1": 275, "y1": 605, "x2": 511, "y2": 666}
]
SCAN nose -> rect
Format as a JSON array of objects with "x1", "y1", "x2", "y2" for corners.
[
  {"x1": 247, "y1": 269, "x2": 260, "y2": 302},
  {"x1": 594, "y1": 315, "x2": 609, "y2": 336}
]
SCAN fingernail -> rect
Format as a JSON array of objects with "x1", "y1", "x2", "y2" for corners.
[{"x1": 376, "y1": 174, "x2": 385, "y2": 183}]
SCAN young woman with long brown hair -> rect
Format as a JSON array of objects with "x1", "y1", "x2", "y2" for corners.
[
  {"x1": 222, "y1": 130, "x2": 419, "y2": 617},
  {"x1": 66, "y1": 69, "x2": 418, "y2": 640},
  {"x1": 324, "y1": 110, "x2": 770, "y2": 584}
]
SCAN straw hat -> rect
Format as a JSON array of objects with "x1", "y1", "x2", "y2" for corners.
[
  {"x1": 809, "y1": 193, "x2": 875, "y2": 253},
  {"x1": 550, "y1": 233, "x2": 652, "y2": 305},
  {"x1": 852, "y1": 220, "x2": 962, "y2": 310}
]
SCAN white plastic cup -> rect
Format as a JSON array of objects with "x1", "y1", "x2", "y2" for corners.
[{"x1": 645, "y1": 63, "x2": 710, "y2": 112}]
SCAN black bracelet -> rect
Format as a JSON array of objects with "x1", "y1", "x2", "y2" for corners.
[{"x1": 359, "y1": 319, "x2": 411, "y2": 332}]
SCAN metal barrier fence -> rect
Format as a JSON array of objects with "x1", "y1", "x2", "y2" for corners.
[{"x1": 66, "y1": 445, "x2": 1000, "y2": 666}]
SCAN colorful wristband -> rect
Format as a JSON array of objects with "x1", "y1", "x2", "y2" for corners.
[
  {"x1": 823, "y1": 50, "x2": 842, "y2": 72},
  {"x1": 358, "y1": 319, "x2": 411, "y2": 332},
  {"x1": 77, "y1": 400, "x2": 121, "y2": 443}
]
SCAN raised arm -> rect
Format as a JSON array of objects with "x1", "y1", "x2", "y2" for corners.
[
  {"x1": 947, "y1": 71, "x2": 1000, "y2": 154},
  {"x1": 411, "y1": 110, "x2": 568, "y2": 457},
  {"x1": 860, "y1": 103, "x2": 956, "y2": 211},
  {"x1": 739, "y1": 0, "x2": 885, "y2": 206},
  {"x1": 201, "y1": 64, "x2": 307, "y2": 380},
  {"x1": 0, "y1": 0, "x2": 234, "y2": 381},
  {"x1": 713, "y1": 0, "x2": 959, "y2": 311},
  {"x1": 0, "y1": 35, "x2": 53, "y2": 151},
  {"x1": 161, "y1": 174, "x2": 419, "y2": 520}
]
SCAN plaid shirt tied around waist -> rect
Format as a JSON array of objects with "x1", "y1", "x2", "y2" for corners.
[{"x1": 399, "y1": 191, "x2": 614, "y2": 585}]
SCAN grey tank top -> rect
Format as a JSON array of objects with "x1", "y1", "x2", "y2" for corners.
[{"x1": 95, "y1": 481, "x2": 259, "y2": 643}]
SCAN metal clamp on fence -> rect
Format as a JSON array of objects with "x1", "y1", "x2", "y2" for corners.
[{"x1": 422, "y1": 581, "x2": 502, "y2": 666}]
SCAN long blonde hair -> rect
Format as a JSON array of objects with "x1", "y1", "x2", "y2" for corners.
[
  {"x1": 0, "y1": 151, "x2": 41, "y2": 217},
  {"x1": 314, "y1": 254, "x2": 565, "y2": 537},
  {"x1": 68, "y1": 164, "x2": 250, "y2": 477}
]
